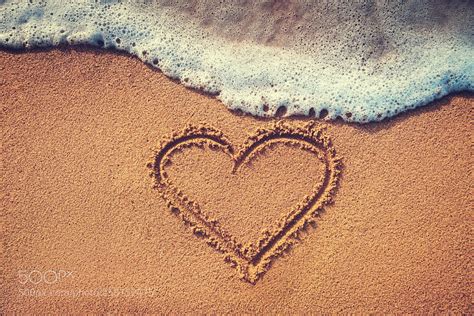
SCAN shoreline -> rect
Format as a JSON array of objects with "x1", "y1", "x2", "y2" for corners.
[{"x1": 2, "y1": 45, "x2": 472, "y2": 124}]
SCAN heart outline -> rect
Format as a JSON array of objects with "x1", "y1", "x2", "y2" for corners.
[{"x1": 150, "y1": 121, "x2": 341, "y2": 283}]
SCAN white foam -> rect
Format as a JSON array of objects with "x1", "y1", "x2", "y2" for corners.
[{"x1": 1, "y1": 0, "x2": 472, "y2": 122}]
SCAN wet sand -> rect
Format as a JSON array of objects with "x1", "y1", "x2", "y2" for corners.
[{"x1": 1, "y1": 48, "x2": 472, "y2": 313}]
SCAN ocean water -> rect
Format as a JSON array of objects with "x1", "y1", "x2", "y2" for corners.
[{"x1": 1, "y1": 0, "x2": 472, "y2": 122}]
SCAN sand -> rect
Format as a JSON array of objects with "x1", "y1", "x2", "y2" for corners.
[{"x1": 1, "y1": 48, "x2": 472, "y2": 313}]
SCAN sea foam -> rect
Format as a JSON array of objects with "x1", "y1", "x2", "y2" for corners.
[{"x1": 1, "y1": 0, "x2": 472, "y2": 122}]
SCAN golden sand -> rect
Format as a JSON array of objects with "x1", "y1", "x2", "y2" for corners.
[{"x1": 1, "y1": 48, "x2": 472, "y2": 313}]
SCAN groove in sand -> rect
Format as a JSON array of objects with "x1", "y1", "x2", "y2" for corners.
[{"x1": 150, "y1": 121, "x2": 342, "y2": 283}]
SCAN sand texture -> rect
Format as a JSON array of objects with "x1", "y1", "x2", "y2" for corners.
[{"x1": 1, "y1": 49, "x2": 473, "y2": 313}]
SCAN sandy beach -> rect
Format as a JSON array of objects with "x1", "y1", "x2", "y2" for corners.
[{"x1": 1, "y1": 48, "x2": 472, "y2": 313}]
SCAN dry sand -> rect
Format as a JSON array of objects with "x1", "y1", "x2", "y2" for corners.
[{"x1": 1, "y1": 48, "x2": 473, "y2": 313}]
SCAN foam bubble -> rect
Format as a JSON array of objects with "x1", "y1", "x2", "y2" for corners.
[{"x1": 1, "y1": 0, "x2": 472, "y2": 122}]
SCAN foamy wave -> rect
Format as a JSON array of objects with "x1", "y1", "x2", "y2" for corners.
[{"x1": 1, "y1": 0, "x2": 472, "y2": 122}]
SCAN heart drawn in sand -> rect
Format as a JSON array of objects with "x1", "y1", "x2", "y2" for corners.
[{"x1": 149, "y1": 121, "x2": 341, "y2": 283}]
